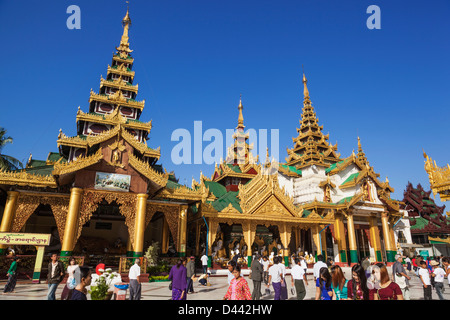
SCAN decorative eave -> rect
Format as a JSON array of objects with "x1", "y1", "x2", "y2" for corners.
[
  {"x1": 278, "y1": 164, "x2": 301, "y2": 177},
  {"x1": 127, "y1": 153, "x2": 168, "y2": 188},
  {"x1": 237, "y1": 170, "x2": 302, "y2": 217},
  {"x1": 112, "y1": 54, "x2": 134, "y2": 65},
  {"x1": 57, "y1": 125, "x2": 121, "y2": 149},
  {"x1": 156, "y1": 184, "x2": 205, "y2": 202},
  {"x1": 76, "y1": 108, "x2": 152, "y2": 133},
  {"x1": 339, "y1": 163, "x2": 394, "y2": 193},
  {"x1": 57, "y1": 125, "x2": 159, "y2": 159},
  {"x1": 0, "y1": 169, "x2": 57, "y2": 188},
  {"x1": 52, "y1": 148, "x2": 103, "y2": 176},
  {"x1": 121, "y1": 127, "x2": 160, "y2": 159},
  {"x1": 107, "y1": 64, "x2": 135, "y2": 80},
  {"x1": 100, "y1": 76, "x2": 138, "y2": 93},
  {"x1": 89, "y1": 90, "x2": 145, "y2": 111},
  {"x1": 211, "y1": 161, "x2": 259, "y2": 182}
]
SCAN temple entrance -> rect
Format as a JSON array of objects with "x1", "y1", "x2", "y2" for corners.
[
  {"x1": 75, "y1": 200, "x2": 128, "y2": 267},
  {"x1": 22, "y1": 204, "x2": 59, "y2": 255}
]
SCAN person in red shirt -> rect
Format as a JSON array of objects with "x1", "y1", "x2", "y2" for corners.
[{"x1": 373, "y1": 263, "x2": 403, "y2": 300}]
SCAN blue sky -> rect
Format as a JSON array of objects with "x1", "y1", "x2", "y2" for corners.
[{"x1": 0, "y1": 0, "x2": 449, "y2": 207}]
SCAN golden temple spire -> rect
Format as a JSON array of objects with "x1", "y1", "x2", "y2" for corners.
[
  {"x1": 357, "y1": 137, "x2": 368, "y2": 166},
  {"x1": 237, "y1": 94, "x2": 245, "y2": 129},
  {"x1": 303, "y1": 72, "x2": 310, "y2": 101},
  {"x1": 117, "y1": 4, "x2": 133, "y2": 54}
]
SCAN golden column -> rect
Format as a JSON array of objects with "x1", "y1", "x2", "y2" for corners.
[
  {"x1": 60, "y1": 188, "x2": 82, "y2": 257},
  {"x1": 242, "y1": 222, "x2": 256, "y2": 267},
  {"x1": 178, "y1": 205, "x2": 188, "y2": 257},
  {"x1": 280, "y1": 223, "x2": 292, "y2": 266},
  {"x1": 381, "y1": 212, "x2": 395, "y2": 262},
  {"x1": 312, "y1": 225, "x2": 322, "y2": 258},
  {"x1": 133, "y1": 193, "x2": 148, "y2": 257},
  {"x1": 346, "y1": 211, "x2": 358, "y2": 263},
  {"x1": 0, "y1": 191, "x2": 19, "y2": 254},
  {"x1": 334, "y1": 213, "x2": 348, "y2": 263},
  {"x1": 368, "y1": 213, "x2": 382, "y2": 262}
]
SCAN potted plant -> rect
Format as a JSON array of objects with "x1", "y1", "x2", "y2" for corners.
[{"x1": 89, "y1": 268, "x2": 120, "y2": 300}]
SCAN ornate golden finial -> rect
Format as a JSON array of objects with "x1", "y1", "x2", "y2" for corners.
[
  {"x1": 117, "y1": 4, "x2": 133, "y2": 54},
  {"x1": 302, "y1": 69, "x2": 310, "y2": 101},
  {"x1": 357, "y1": 136, "x2": 368, "y2": 166},
  {"x1": 237, "y1": 94, "x2": 245, "y2": 129}
]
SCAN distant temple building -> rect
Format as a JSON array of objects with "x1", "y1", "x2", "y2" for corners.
[
  {"x1": 402, "y1": 182, "x2": 450, "y2": 257},
  {"x1": 0, "y1": 8, "x2": 408, "y2": 267}
]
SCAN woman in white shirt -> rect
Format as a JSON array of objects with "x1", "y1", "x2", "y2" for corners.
[{"x1": 61, "y1": 257, "x2": 79, "y2": 300}]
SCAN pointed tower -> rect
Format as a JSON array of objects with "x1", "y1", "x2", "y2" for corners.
[
  {"x1": 58, "y1": 8, "x2": 159, "y2": 166},
  {"x1": 208, "y1": 96, "x2": 259, "y2": 191},
  {"x1": 225, "y1": 96, "x2": 255, "y2": 166},
  {"x1": 285, "y1": 73, "x2": 340, "y2": 169},
  {"x1": 356, "y1": 137, "x2": 369, "y2": 167}
]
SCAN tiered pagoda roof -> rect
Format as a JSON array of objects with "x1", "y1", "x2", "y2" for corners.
[
  {"x1": 285, "y1": 73, "x2": 341, "y2": 169},
  {"x1": 402, "y1": 182, "x2": 450, "y2": 235}
]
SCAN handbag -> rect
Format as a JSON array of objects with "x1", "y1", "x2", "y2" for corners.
[
  {"x1": 395, "y1": 273, "x2": 407, "y2": 289},
  {"x1": 67, "y1": 277, "x2": 77, "y2": 290}
]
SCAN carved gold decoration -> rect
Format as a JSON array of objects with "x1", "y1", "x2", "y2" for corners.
[
  {"x1": 78, "y1": 190, "x2": 137, "y2": 247},
  {"x1": 53, "y1": 148, "x2": 103, "y2": 176},
  {"x1": 424, "y1": 151, "x2": 450, "y2": 201},
  {"x1": 128, "y1": 153, "x2": 168, "y2": 187},
  {"x1": 89, "y1": 90, "x2": 145, "y2": 110},
  {"x1": 11, "y1": 193, "x2": 70, "y2": 244},
  {"x1": 0, "y1": 170, "x2": 57, "y2": 188},
  {"x1": 146, "y1": 203, "x2": 181, "y2": 250}
]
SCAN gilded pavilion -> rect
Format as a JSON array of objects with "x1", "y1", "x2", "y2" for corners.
[
  {"x1": 0, "y1": 9, "x2": 206, "y2": 259},
  {"x1": 189, "y1": 74, "x2": 407, "y2": 267}
]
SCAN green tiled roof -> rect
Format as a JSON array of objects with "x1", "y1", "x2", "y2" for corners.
[
  {"x1": 203, "y1": 180, "x2": 243, "y2": 213},
  {"x1": 409, "y1": 217, "x2": 429, "y2": 230},
  {"x1": 325, "y1": 160, "x2": 345, "y2": 174},
  {"x1": 28, "y1": 159, "x2": 47, "y2": 167},
  {"x1": 226, "y1": 163, "x2": 242, "y2": 173},
  {"x1": 337, "y1": 196, "x2": 354, "y2": 204},
  {"x1": 22, "y1": 165, "x2": 54, "y2": 177},
  {"x1": 341, "y1": 172, "x2": 359, "y2": 186},
  {"x1": 203, "y1": 180, "x2": 228, "y2": 198},
  {"x1": 211, "y1": 190, "x2": 242, "y2": 213},
  {"x1": 279, "y1": 164, "x2": 302, "y2": 175}
]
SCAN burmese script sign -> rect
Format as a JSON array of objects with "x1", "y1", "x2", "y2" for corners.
[{"x1": 0, "y1": 232, "x2": 51, "y2": 246}]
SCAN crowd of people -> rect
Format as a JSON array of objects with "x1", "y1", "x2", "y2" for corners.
[
  {"x1": 216, "y1": 252, "x2": 450, "y2": 301},
  {"x1": 2, "y1": 251, "x2": 449, "y2": 300}
]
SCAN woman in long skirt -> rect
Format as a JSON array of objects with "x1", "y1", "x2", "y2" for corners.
[
  {"x1": 168, "y1": 258, "x2": 187, "y2": 300},
  {"x1": 3, "y1": 257, "x2": 20, "y2": 294}
]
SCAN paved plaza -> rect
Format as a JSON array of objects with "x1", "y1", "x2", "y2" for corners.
[{"x1": 0, "y1": 267, "x2": 448, "y2": 301}]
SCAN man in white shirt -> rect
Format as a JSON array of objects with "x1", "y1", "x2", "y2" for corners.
[
  {"x1": 267, "y1": 256, "x2": 283, "y2": 300},
  {"x1": 200, "y1": 253, "x2": 209, "y2": 274},
  {"x1": 430, "y1": 260, "x2": 446, "y2": 300},
  {"x1": 418, "y1": 260, "x2": 431, "y2": 300},
  {"x1": 291, "y1": 258, "x2": 309, "y2": 300},
  {"x1": 128, "y1": 258, "x2": 141, "y2": 300},
  {"x1": 313, "y1": 255, "x2": 327, "y2": 281}
]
